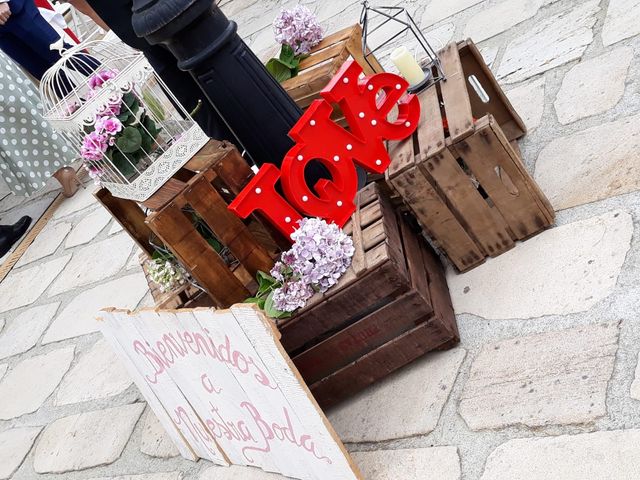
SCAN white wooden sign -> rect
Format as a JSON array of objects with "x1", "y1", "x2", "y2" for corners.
[{"x1": 98, "y1": 304, "x2": 362, "y2": 480}]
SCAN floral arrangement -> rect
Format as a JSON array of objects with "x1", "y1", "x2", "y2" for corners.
[
  {"x1": 79, "y1": 69, "x2": 161, "y2": 181},
  {"x1": 266, "y1": 5, "x2": 323, "y2": 82},
  {"x1": 147, "y1": 253, "x2": 187, "y2": 293},
  {"x1": 246, "y1": 218, "x2": 355, "y2": 319}
]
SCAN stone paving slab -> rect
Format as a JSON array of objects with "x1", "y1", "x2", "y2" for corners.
[
  {"x1": 352, "y1": 447, "x2": 462, "y2": 480},
  {"x1": 65, "y1": 207, "x2": 112, "y2": 248},
  {"x1": 42, "y1": 272, "x2": 149, "y2": 344},
  {"x1": 48, "y1": 234, "x2": 134, "y2": 297},
  {"x1": 14, "y1": 221, "x2": 72, "y2": 267},
  {"x1": 0, "y1": 426, "x2": 42, "y2": 479},
  {"x1": 421, "y1": 0, "x2": 484, "y2": 26},
  {"x1": 0, "y1": 254, "x2": 71, "y2": 314},
  {"x1": 497, "y1": 1, "x2": 599, "y2": 84},
  {"x1": 463, "y1": 0, "x2": 542, "y2": 43},
  {"x1": 140, "y1": 410, "x2": 180, "y2": 459},
  {"x1": 535, "y1": 114, "x2": 640, "y2": 210},
  {"x1": 447, "y1": 210, "x2": 633, "y2": 320},
  {"x1": 0, "y1": 302, "x2": 59, "y2": 360},
  {"x1": 328, "y1": 349, "x2": 466, "y2": 442},
  {"x1": 602, "y1": 0, "x2": 640, "y2": 46},
  {"x1": 631, "y1": 356, "x2": 640, "y2": 401},
  {"x1": 54, "y1": 338, "x2": 132, "y2": 406},
  {"x1": 0, "y1": 346, "x2": 74, "y2": 420},
  {"x1": 52, "y1": 186, "x2": 98, "y2": 220},
  {"x1": 88, "y1": 474, "x2": 182, "y2": 480},
  {"x1": 554, "y1": 47, "x2": 633, "y2": 125},
  {"x1": 33, "y1": 403, "x2": 145, "y2": 473},
  {"x1": 459, "y1": 322, "x2": 619, "y2": 430},
  {"x1": 0, "y1": 363, "x2": 7, "y2": 381},
  {"x1": 199, "y1": 466, "x2": 283, "y2": 479},
  {"x1": 505, "y1": 77, "x2": 546, "y2": 132},
  {"x1": 480, "y1": 430, "x2": 640, "y2": 479}
]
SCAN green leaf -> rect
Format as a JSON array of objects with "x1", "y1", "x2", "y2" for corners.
[
  {"x1": 116, "y1": 126, "x2": 143, "y2": 153},
  {"x1": 142, "y1": 90, "x2": 166, "y2": 121},
  {"x1": 243, "y1": 297, "x2": 261, "y2": 304},
  {"x1": 266, "y1": 58, "x2": 293, "y2": 83},
  {"x1": 280, "y1": 44, "x2": 296, "y2": 63},
  {"x1": 264, "y1": 290, "x2": 278, "y2": 318},
  {"x1": 206, "y1": 236, "x2": 222, "y2": 253},
  {"x1": 257, "y1": 296, "x2": 266, "y2": 310},
  {"x1": 111, "y1": 149, "x2": 136, "y2": 177}
]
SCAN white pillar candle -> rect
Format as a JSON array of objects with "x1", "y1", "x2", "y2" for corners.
[{"x1": 390, "y1": 46, "x2": 426, "y2": 86}]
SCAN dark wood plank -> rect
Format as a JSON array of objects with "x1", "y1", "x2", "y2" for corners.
[
  {"x1": 310, "y1": 319, "x2": 457, "y2": 408},
  {"x1": 147, "y1": 203, "x2": 249, "y2": 307},
  {"x1": 141, "y1": 178, "x2": 188, "y2": 211},
  {"x1": 183, "y1": 139, "x2": 228, "y2": 173},
  {"x1": 438, "y1": 42, "x2": 474, "y2": 143},
  {"x1": 183, "y1": 176, "x2": 274, "y2": 278},
  {"x1": 293, "y1": 291, "x2": 431, "y2": 385},
  {"x1": 389, "y1": 167, "x2": 484, "y2": 271},
  {"x1": 415, "y1": 85, "x2": 446, "y2": 161},
  {"x1": 422, "y1": 146, "x2": 514, "y2": 257},
  {"x1": 458, "y1": 117, "x2": 553, "y2": 240}
]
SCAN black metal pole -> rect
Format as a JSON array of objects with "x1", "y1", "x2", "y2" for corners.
[{"x1": 130, "y1": 0, "x2": 302, "y2": 168}]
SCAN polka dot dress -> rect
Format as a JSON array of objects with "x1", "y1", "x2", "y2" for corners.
[{"x1": 0, "y1": 50, "x2": 75, "y2": 197}]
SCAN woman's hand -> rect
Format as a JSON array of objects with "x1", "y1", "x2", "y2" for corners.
[{"x1": 0, "y1": 3, "x2": 11, "y2": 26}]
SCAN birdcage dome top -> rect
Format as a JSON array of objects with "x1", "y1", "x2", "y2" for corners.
[{"x1": 39, "y1": 40, "x2": 146, "y2": 129}]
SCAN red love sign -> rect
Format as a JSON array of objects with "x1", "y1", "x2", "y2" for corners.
[{"x1": 229, "y1": 60, "x2": 421, "y2": 238}]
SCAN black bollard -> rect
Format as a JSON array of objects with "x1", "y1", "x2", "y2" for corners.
[{"x1": 130, "y1": 0, "x2": 302, "y2": 168}]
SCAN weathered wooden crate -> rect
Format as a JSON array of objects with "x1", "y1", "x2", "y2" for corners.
[
  {"x1": 280, "y1": 24, "x2": 384, "y2": 112},
  {"x1": 278, "y1": 182, "x2": 458, "y2": 408},
  {"x1": 386, "y1": 39, "x2": 555, "y2": 272},
  {"x1": 96, "y1": 140, "x2": 281, "y2": 308}
]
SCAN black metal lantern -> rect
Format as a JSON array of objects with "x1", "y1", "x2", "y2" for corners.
[{"x1": 360, "y1": 1, "x2": 446, "y2": 92}]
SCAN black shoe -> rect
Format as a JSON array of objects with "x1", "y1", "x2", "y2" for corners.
[{"x1": 0, "y1": 216, "x2": 32, "y2": 258}]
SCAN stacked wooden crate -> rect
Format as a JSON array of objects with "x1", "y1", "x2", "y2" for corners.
[
  {"x1": 96, "y1": 140, "x2": 281, "y2": 308},
  {"x1": 278, "y1": 24, "x2": 384, "y2": 122},
  {"x1": 279, "y1": 182, "x2": 458, "y2": 408},
  {"x1": 386, "y1": 40, "x2": 555, "y2": 272}
]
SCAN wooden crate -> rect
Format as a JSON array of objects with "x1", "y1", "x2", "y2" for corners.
[
  {"x1": 280, "y1": 24, "x2": 384, "y2": 111},
  {"x1": 386, "y1": 39, "x2": 555, "y2": 272},
  {"x1": 96, "y1": 140, "x2": 281, "y2": 308},
  {"x1": 278, "y1": 182, "x2": 458, "y2": 408}
]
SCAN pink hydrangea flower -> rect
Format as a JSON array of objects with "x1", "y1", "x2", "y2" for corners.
[
  {"x1": 95, "y1": 116, "x2": 123, "y2": 136},
  {"x1": 88, "y1": 68, "x2": 119, "y2": 90},
  {"x1": 274, "y1": 5, "x2": 323, "y2": 55},
  {"x1": 80, "y1": 131, "x2": 108, "y2": 161}
]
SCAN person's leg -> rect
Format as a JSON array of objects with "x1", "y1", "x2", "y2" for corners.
[{"x1": 0, "y1": 0, "x2": 64, "y2": 79}]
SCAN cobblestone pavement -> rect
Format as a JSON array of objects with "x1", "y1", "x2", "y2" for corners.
[{"x1": 1, "y1": 0, "x2": 640, "y2": 479}]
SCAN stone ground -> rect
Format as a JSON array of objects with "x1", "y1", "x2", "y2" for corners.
[{"x1": 1, "y1": 0, "x2": 640, "y2": 479}]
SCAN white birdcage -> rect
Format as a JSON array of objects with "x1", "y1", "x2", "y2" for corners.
[{"x1": 39, "y1": 40, "x2": 208, "y2": 202}]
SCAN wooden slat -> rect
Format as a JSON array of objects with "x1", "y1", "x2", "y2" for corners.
[
  {"x1": 439, "y1": 42, "x2": 474, "y2": 142},
  {"x1": 458, "y1": 117, "x2": 554, "y2": 240},
  {"x1": 309, "y1": 318, "x2": 456, "y2": 409},
  {"x1": 349, "y1": 196, "x2": 367, "y2": 276},
  {"x1": 458, "y1": 39, "x2": 526, "y2": 142},
  {"x1": 293, "y1": 291, "x2": 431, "y2": 385},
  {"x1": 422, "y1": 147, "x2": 514, "y2": 257},
  {"x1": 415, "y1": 85, "x2": 446, "y2": 161},
  {"x1": 183, "y1": 176, "x2": 274, "y2": 278},
  {"x1": 312, "y1": 24, "x2": 358, "y2": 51},
  {"x1": 183, "y1": 139, "x2": 228, "y2": 173},
  {"x1": 147, "y1": 203, "x2": 249, "y2": 307},
  {"x1": 279, "y1": 257, "x2": 408, "y2": 353},
  {"x1": 489, "y1": 118, "x2": 555, "y2": 224},
  {"x1": 389, "y1": 167, "x2": 483, "y2": 271},
  {"x1": 141, "y1": 178, "x2": 188, "y2": 211},
  {"x1": 95, "y1": 188, "x2": 155, "y2": 256},
  {"x1": 299, "y1": 43, "x2": 346, "y2": 70},
  {"x1": 344, "y1": 24, "x2": 384, "y2": 75}
]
